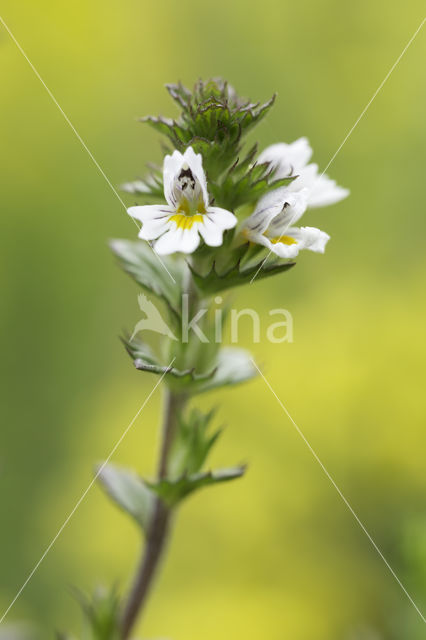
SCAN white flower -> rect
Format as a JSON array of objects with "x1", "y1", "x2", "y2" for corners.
[
  {"x1": 258, "y1": 137, "x2": 313, "y2": 177},
  {"x1": 258, "y1": 137, "x2": 349, "y2": 208},
  {"x1": 128, "y1": 147, "x2": 237, "y2": 255},
  {"x1": 242, "y1": 187, "x2": 330, "y2": 259}
]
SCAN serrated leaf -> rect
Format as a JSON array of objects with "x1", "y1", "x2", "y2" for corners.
[
  {"x1": 124, "y1": 336, "x2": 217, "y2": 385},
  {"x1": 194, "y1": 347, "x2": 257, "y2": 393},
  {"x1": 125, "y1": 339, "x2": 256, "y2": 394},
  {"x1": 96, "y1": 463, "x2": 154, "y2": 533},
  {"x1": 76, "y1": 587, "x2": 121, "y2": 640},
  {"x1": 168, "y1": 408, "x2": 220, "y2": 478},
  {"x1": 190, "y1": 253, "x2": 296, "y2": 295},
  {"x1": 136, "y1": 79, "x2": 278, "y2": 192},
  {"x1": 148, "y1": 466, "x2": 246, "y2": 506},
  {"x1": 109, "y1": 239, "x2": 184, "y2": 317},
  {"x1": 166, "y1": 81, "x2": 192, "y2": 110},
  {"x1": 141, "y1": 115, "x2": 191, "y2": 149},
  {"x1": 120, "y1": 165, "x2": 164, "y2": 200},
  {"x1": 120, "y1": 178, "x2": 164, "y2": 199},
  {"x1": 215, "y1": 168, "x2": 296, "y2": 211}
]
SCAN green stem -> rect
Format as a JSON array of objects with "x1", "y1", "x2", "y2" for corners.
[{"x1": 120, "y1": 389, "x2": 187, "y2": 639}]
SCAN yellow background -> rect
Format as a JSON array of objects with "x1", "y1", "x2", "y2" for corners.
[{"x1": 0, "y1": 1, "x2": 425, "y2": 638}]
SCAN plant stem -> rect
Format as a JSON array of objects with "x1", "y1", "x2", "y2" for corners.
[{"x1": 120, "y1": 389, "x2": 187, "y2": 639}]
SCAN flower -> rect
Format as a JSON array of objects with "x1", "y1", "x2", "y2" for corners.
[
  {"x1": 128, "y1": 147, "x2": 237, "y2": 255},
  {"x1": 241, "y1": 137, "x2": 348, "y2": 258},
  {"x1": 242, "y1": 187, "x2": 330, "y2": 259},
  {"x1": 258, "y1": 137, "x2": 349, "y2": 208}
]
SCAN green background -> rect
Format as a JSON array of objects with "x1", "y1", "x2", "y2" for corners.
[{"x1": 1, "y1": 1, "x2": 425, "y2": 638}]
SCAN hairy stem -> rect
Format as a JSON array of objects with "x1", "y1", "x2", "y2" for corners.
[{"x1": 120, "y1": 389, "x2": 187, "y2": 639}]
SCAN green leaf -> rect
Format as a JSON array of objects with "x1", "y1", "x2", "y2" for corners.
[
  {"x1": 214, "y1": 166, "x2": 296, "y2": 211},
  {"x1": 126, "y1": 337, "x2": 256, "y2": 394},
  {"x1": 166, "y1": 81, "x2": 192, "y2": 110},
  {"x1": 194, "y1": 347, "x2": 257, "y2": 394},
  {"x1": 96, "y1": 463, "x2": 154, "y2": 534},
  {"x1": 76, "y1": 587, "x2": 121, "y2": 640},
  {"x1": 168, "y1": 408, "x2": 221, "y2": 478},
  {"x1": 190, "y1": 251, "x2": 296, "y2": 295},
  {"x1": 140, "y1": 115, "x2": 192, "y2": 148},
  {"x1": 148, "y1": 466, "x2": 246, "y2": 507},
  {"x1": 120, "y1": 165, "x2": 164, "y2": 200},
  {"x1": 109, "y1": 239, "x2": 184, "y2": 317},
  {"x1": 124, "y1": 336, "x2": 217, "y2": 385},
  {"x1": 137, "y1": 79, "x2": 278, "y2": 192}
]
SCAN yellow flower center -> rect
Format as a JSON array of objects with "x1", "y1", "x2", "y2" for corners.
[
  {"x1": 268, "y1": 235, "x2": 298, "y2": 246},
  {"x1": 176, "y1": 196, "x2": 206, "y2": 216},
  {"x1": 169, "y1": 213, "x2": 204, "y2": 230}
]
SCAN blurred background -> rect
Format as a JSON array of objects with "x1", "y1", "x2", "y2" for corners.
[{"x1": 1, "y1": 1, "x2": 425, "y2": 638}]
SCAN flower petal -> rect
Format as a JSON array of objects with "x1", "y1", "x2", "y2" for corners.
[
  {"x1": 163, "y1": 146, "x2": 209, "y2": 210},
  {"x1": 154, "y1": 225, "x2": 200, "y2": 255},
  {"x1": 163, "y1": 150, "x2": 185, "y2": 207},
  {"x1": 307, "y1": 174, "x2": 349, "y2": 208},
  {"x1": 206, "y1": 206, "x2": 237, "y2": 230},
  {"x1": 266, "y1": 189, "x2": 309, "y2": 235},
  {"x1": 252, "y1": 225, "x2": 329, "y2": 259},
  {"x1": 258, "y1": 137, "x2": 313, "y2": 177},
  {"x1": 198, "y1": 216, "x2": 223, "y2": 247},
  {"x1": 128, "y1": 204, "x2": 175, "y2": 240},
  {"x1": 249, "y1": 231, "x2": 301, "y2": 259},
  {"x1": 290, "y1": 164, "x2": 349, "y2": 208},
  {"x1": 285, "y1": 226, "x2": 330, "y2": 253},
  {"x1": 244, "y1": 187, "x2": 308, "y2": 236},
  {"x1": 182, "y1": 147, "x2": 209, "y2": 208}
]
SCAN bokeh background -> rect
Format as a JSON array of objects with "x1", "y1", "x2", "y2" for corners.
[{"x1": 1, "y1": 1, "x2": 426, "y2": 639}]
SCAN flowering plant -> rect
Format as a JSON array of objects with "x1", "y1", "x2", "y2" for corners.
[{"x1": 66, "y1": 78, "x2": 348, "y2": 639}]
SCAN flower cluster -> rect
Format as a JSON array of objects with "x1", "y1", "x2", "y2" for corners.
[{"x1": 128, "y1": 137, "x2": 347, "y2": 259}]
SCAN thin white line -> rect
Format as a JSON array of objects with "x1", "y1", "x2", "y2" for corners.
[
  {"x1": 0, "y1": 361, "x2": 174, "y2": 625},
  {"x1": 0, "y1": 15, "x2": 176, "y2": 284},
  {"x1": 249, "y1": 249, "x2": 277, "y2": 284},
  {"x1": 322, "y1": 16, "x2": 426, "y2": 176},
  {"x1": 321, "y1": 18, "x2": 426, "y2": 175},
  {"x1": 250, "y1": 16, "x2": 426, "y2": 285},
  {"x1": 251, "y1": 359, "x2": 426, "y2": 624}
]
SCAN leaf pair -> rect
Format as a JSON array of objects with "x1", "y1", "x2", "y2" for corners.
[
  {"x1": 97, "y1": 462, "x2": 245, "y2": 527},
  {"x1": 96, "y1": 408, "x2": 245, "y2": 531},
  {"x1": 189, "y1": 244, "x2": 296, "y2": 295},
  {"x1": 125, "y1": 339, "x2": 257, "y2": 394}
]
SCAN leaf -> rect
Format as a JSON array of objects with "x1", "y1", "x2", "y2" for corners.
[
  {"x1": 136, "y1": 79, "x2": 279, "y2": 194},
  {"x1": 109, "y1": 239, "x2": 184, "y2": 317},
  {"x1": 166, "y1": 81, "x2": 192, "y2": 110},
  {"x1": 214, "y1": 166, "x2": 297, "y2": 210},
  {"x1": 148, "y1": 466, "x2": 246, "y2": 507},
  {"x1": 76, "y1": 587, "x2": 121, "y2": 640},
  {"x1": 120, "y1": 166, "x2": 164, "y2": 200},
  {"x1": 140, "y1": 115, "x2": 191, "y2": 149},
  {"x1": 194, "y1": 347, "x2": 257, "y2": 394},
  {"x1": 125, "y1": 338, "x2": 256, "y2": 394},
  {"x1": 168, "y1": 408, "x2": 221, "y2": 478},
  {"x1": 124, "y1": 336, "x2": 217, "y2": 385},
  {"x1": 189, "y1": 251, "x2": 296, "y2": 295},
  {"x1": 96, "y1": 463, "x2": 154, "y2": 533}
]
